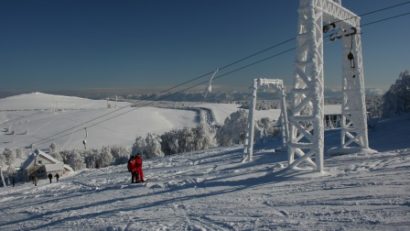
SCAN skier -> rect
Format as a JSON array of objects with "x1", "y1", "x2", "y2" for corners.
[
  {"x1": 128, "y1": 155, "x2": 137, "y2": 183},
  {"x1": 54, "y1": 173, "x2": 60, "y2": 182},
  {"x1": 134, "y1": 153, "x2": 144, "y2": 183},
  {"x1": 48, "y1": 173, "x2": 53, "y2": 183}
]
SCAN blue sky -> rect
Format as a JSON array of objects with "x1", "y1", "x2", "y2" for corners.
[{"x1": 0, "y1": 0, "x2": 409, "y2": 91}]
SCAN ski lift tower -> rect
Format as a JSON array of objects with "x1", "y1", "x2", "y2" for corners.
[
  {"x1": 288, "y1": 0, "x2": 373, "y2": 173},
  {"x1": 243, "y1": 78, "x2": 289, "y2": 162}
]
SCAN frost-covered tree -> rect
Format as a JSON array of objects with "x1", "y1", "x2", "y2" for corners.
[
  {"x1": 160, "y1": 130, "x2": 180, "y2": 155},
  {"x1": 65, "y1": 150, "x2": 85, "y2": 171},
  {"x1": 15, "y1": 148, "x2": 23, "y2": 159},
  {"x1": 131, "y1": 136, "x2": 145, "y2": 155},
  {"x1": 193, "y1": 124, "x2": 215, "y2": 150},
  {"x1": 144, "y1": 133, "x2": 164, "y2": 158},
  {"x1": 216, "y1": 110, "x2": 248, "y2": 146},
  {"x1": 111, "y1": 146, "x2": 130, "y2": 164},
  {"x1": 216, "y1": 110, "x2": 281, "y2": 147},
  {"x1": 132, "y1": 136, "x2": 146, "y2": 156},
  {"x1": 48, "y1": 143, "x2": 63, "y2": 162},
  {"x1": 84, "y1": 149, "x2": 99, "y2": 168},
  {"x1": 2, "y1": 148, "x2": 16, "y2": 167},
  {"x1": 59, "y1": 150, "x2": 71, "y2": 164},
  {"x1": 382, "y1": 70, "x2": 410, "y2": 118},
  {"x1": 49, "y1": 142, "x2": 57, "y2": 153},
  {"x1": 132, "y1": 134, "x2": 164, "y2": 159},
  {"x1": 96, "y1": 146, "x2": 112, "y2": 168},
  {"x1": 178, "y1": 128, "x2": 196, "y2": 153},
  {"x1": 254, "y1": 117, "x2": 280, "y2": 143}
]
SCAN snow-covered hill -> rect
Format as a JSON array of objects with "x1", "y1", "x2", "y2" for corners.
[
  {"x1": 0, "y1": 114, "x2": 410, "y2": 230},
  {"x1": 0, "y1": 93, "x2": 285, "y2": 151},
  {"x1": 0, "y1": 92, "x2": 118, "y2": 110}
]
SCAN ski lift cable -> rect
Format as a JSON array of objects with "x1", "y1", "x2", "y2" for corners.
[
  {"x1": 361, "y1": 11, "x2": 410, "y2": 27},
  {"x1": 30, "y1": 9, "x2": 410, "y2": 147}
]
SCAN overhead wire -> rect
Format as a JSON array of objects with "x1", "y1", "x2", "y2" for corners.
[{"x1": 324, "y1": 0, "x2": 410, "y2": 27}]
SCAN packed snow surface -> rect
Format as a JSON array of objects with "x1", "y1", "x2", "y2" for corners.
[{"x1": 1, "y1": 146, "x2": 409, "y2": 230}]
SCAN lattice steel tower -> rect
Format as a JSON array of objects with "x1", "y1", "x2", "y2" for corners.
[{"x1": 288, "y1": 0, "x2": 372, "y2": 172}]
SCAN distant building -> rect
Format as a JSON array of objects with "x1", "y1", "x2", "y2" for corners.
[
  {"x1": 324, "y1": 104, "x2": 342, "y2": 130},
  {"x1": 20, "y1": 149, "x2": 73, "y2": 180}
]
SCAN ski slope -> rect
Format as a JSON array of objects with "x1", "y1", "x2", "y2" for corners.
[
  {"x1": 0, "y1": 115, "x2": 409, "y2": 230},
  {"x1": 0, "y1": 93, "x2": 287, "y2": 151},
  {"x1": 0, "y1": 148, "x2": 409, "y2": 230}
]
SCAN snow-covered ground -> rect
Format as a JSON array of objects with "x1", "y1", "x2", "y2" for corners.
[{"x1": 1, "y1": 114, "x2": 410, "y2": 230}]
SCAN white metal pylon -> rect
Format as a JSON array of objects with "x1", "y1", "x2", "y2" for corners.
[
  {"x1": 243, "y1": 78, "x2": 289, "y2": 162},
  {"x1": 288, "y1": 0, "x2": 372, "y2": 173}
]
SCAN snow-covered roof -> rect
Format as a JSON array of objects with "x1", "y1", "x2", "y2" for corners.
[
  {"x1": 64, "y1": 164, "x2": 74, "y2": 173},
  {"x1": 20, "y1": 149, "x2": 62, "y2": 170},
  {"x1": 45, "y1": 163, "x2": 64, "y2": 172},
  {"x1": 324, "y1": 104, "x2": 342, "y2": 115}
]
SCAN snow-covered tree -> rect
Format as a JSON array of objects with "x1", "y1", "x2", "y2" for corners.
[
  {"x1": 65, "y1": 150, "x2": 85, "y2": 171},
  {"x1": 2, "y1": 148, "x2": 16, "y2": 167},
  {"x1": 49, "y1": 142, "x2": 57, "y2": 153},
  {"x1": 84, "y1": 149, "x2": 99, "y2": 168},
  {"x1": 160, "y1": 130, "x2": 179, "y2": 155},
  {"x1": 132, "y1": 136, "x2": 146, "y2": 156},
  {"x1": 96, "y1": 146, "x2": 112, "y2": 168},
  {"x1": 111, "y1": 146, "x2": 130, "y2": 164},
  {"x1": 193, "y1": 124, "x2": 215, "y2": 150},
  {"x1": 178, "y1": 128, "x2": 196, "y2": 153},
  {"x1": 254, "y1": 117, "x2": 280, "y2": 143},
  {"x1": 15, "y1": 148, "x2": 23, "y2": 159},
  {"x1": 216, "y1": 110, "x2": 248, "y2": 146},
  {"x1": 144, "y1": 133, "x2": 164, "y2": 158},
  {"x1": 160, "y1": 127, "x2": 209, "y2": 155},
  {"x1": 59, "y1": 150, "x2": 70, "y2": 164},
  {"x1": 382, "y1": 70, "x2": 410, "y2": 118},
  {"x1": 132, "y1": 134, "x2": 164, "y2": 159}
]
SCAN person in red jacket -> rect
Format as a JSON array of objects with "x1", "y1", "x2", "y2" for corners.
[
  {"x1": 134, "y1": 153, "x2": 144, "y2": 182},
  {"x1": 127, "y1": 155, "x2": 138, "y2": 183}
]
